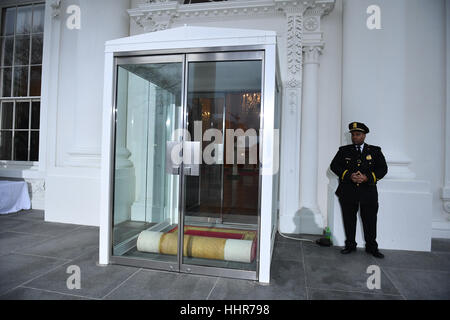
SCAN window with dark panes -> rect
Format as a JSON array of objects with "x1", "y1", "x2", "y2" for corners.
[{"x1": 0, "y1": 3, "x2": 44, "y2": 162}]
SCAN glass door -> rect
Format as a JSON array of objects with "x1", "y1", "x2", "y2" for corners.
[
  {"x1": 111, "y1": 55, "x2": 184, "y2": 270},
  {"x1": 180, "y1": 52, "x2": 263, "y2": 278},
  {"x1": 111, "y1": 51, "x2": 264, "y2": 280}
]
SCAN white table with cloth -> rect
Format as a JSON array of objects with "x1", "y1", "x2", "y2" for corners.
[{"x1": 0, "y1": 180, "x2": 31, "y2": 214}]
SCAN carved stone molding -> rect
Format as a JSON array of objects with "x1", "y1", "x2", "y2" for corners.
[
  {"x1": 25, "y1": 178, "x2": 45, "y2": 205},
  {"x1": 129, "y1": 0, "x2": 334, "y2": 32},
  {"x1": 51, "y1": 0, "x2": 61, "y2": 18},
  {"x1": 129, "y1": 1, "x2": 334, "y2": 92},
  {"x1": 133, "y1": 11, "x2": 175, "y2": 32},
  {"x1": 303, "y1": 45, "x2": 322, "y2": 64},
  {"x1": 304, "y1": 16, "x2": 319, "y2": 31},
  {"x1": 286, "y1": 13, "x2": 303, "y2": 89},
  {"x1": 444, "y1": 201, "x2": 450, "y2": 215},
  {"x1": 442, "y1": 187, "x2": 450, "y2": 215},
  {"x1": 287, "y1": 89, "x2": 298, "y2": 115}
]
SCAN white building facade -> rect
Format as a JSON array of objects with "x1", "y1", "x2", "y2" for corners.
[{"x1": 1, "y1": 0, "x2": 449, "y2": 255}]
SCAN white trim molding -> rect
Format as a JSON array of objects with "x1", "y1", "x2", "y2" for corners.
[{"x1": 129, "y1": 0, "x2": 334, "y2": 33}]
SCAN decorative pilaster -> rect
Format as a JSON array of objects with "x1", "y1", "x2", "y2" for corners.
[
  {"x1": 278, "y1": 1, "x2": 333, "y2": 234},
  {"x1": 441, "y1": 1, "x2": 450, "y2": 222},
  {"x1": 278, "y1": 7, "x2": 304, "y2": 233},
  {"x1": 295, "y1": 5, "x2": 329, "y2": 234},
  {"x1": 297, "y1": 44, "x2": 324, "y2": 234}
]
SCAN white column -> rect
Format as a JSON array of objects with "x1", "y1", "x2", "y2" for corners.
[
  {"x1": 440, "y1": 0, "x2": 450, "y2": 228},
  {"x1": 298, "y1": 45, "x2": 324, "y2": 234},
  {"x1": 279, "y1": 11, "x2": 303, "y2": 233}
]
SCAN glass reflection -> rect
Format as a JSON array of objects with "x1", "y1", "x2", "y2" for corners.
[
  {"x1": 1, "y1": 37, "x2": 14, "y2": 66},
  {"x1": 112, "y1": 62, "x2": 182, "y2": 265},
  {"x1": 13, "y1": 131, "x2": 28, "y2": 161},
  {"x1": 16, "y1": 5, "x2": 32, "y2": 35},
  {"x1": 182, "y1": 60, "x2": 262, "y2": 271},
  {"x1": 1, "y1": 8, "x2": 16, "y2": 36},
  {"x1": 14, "y1": 35, "x2": 30, "y2": 66},
  {"x1": 111, "y1": 56, "x2": 264, "y2": 275},
  {"x1": 1, "y1": 68, "x2": 12, "y2": 97},
  {"x1": 13, "y1": 66, "x2": 29, "y2": 96},
  {"x1": 32, "y1": 4, "x2": 45, "y2": 33},
  {"x1": 31, "y1": 34, "x2": 43, "y2": 65},
  {"x1": 0, "y1": 131, "x2": 12, "y2": 159}
]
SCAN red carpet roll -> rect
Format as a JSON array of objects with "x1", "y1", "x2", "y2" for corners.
[{"x1": 136, "y1": 230, "x2": 256, "y2": 263}]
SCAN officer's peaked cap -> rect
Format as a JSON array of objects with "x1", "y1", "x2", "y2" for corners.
[{"x1": 348, "y1": 122, "x2": 369, "y2": 134}]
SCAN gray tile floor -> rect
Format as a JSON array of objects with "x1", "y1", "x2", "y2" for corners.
[{"x1": 0, "y1": 209, "x2": 449, "y2": 300}]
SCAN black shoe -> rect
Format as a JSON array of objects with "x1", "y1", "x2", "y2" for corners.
[
  {"x1": 340, "y1": 247, "x2": 356, "y2": 254},
  {"x1": 366, "y1": 249, "x2": 384, "y2": 259}
]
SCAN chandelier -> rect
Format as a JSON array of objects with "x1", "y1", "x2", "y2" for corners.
[
  {"x1": 201, "y1": 110, "x2": 211, "y2": 120},
  {"x1": 241, "y1": 92, "x2": 261, "y2": 113}
]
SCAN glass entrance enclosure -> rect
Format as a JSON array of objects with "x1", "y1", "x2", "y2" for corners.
[{"x1": 100, "y1": 27, "x2": 280, "y2": 282}]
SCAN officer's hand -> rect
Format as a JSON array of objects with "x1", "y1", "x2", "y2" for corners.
[{"x1": 355, "y1": 174, "x2": 368, "y2": 183}]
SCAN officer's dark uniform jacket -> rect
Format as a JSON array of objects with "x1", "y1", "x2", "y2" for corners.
[{"x1": 330, "y1": 144, "x2": 388, "y2": 204}]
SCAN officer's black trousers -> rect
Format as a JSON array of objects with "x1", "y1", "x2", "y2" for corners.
[{"x1": 338, "y1": 199, "x2": 379, "y2": 251}]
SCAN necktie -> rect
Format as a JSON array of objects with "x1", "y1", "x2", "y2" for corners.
[{"x1": 357, "y1": 145, "x2": 361, "y2": 155}]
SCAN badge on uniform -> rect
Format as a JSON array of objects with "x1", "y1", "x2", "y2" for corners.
[{"x1": 366, "y1": 155, "x2": 372, "y2": 160}]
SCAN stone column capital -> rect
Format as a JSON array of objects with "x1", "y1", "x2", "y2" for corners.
[{"x1": 302, "y1": 44, "x2": 323, "y2": 65}]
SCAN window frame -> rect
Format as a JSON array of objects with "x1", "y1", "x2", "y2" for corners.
[{"x1": 0, "y1": 0, "x2": 44, "y2": 164}]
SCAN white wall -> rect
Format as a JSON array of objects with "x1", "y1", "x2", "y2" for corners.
[
  {"x1": 335, "y1": 0, "x2": 448, "y2": 240},
  {"x1": 402, "y1": 0, "x2": 447, "y2": 234},
  {"x1": 43, "y1": 0, "x2": 130, "y2": 225},
  {"x1": 32, "y1": 0, "x2": 448, "y2": 240},
  {"x1": 317, "y1": 0, "x2": 343, "y2": 225}
]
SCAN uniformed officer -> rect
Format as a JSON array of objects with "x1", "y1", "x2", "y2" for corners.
[{"x1": 330, "y1": 122, "x2": 388, "y2": 258}]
